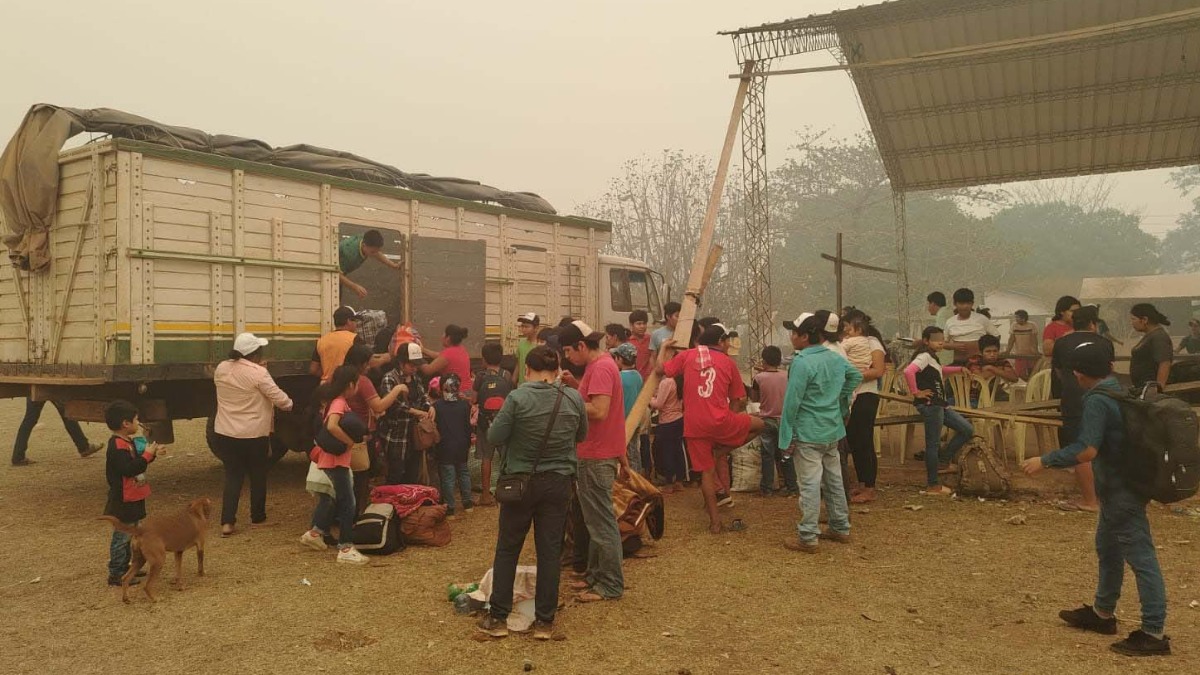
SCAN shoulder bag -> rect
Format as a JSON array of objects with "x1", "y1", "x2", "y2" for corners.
[{"x1": 494, "y1": 385, "x2": 564, "y2": 505}]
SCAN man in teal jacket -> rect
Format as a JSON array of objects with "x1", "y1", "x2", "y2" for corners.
[{"x1": 779, "y1": 311, "x2": 862, "y2": 554}]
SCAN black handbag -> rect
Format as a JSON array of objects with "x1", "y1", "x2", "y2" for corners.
[{"x1": 494, "y1": 386, "x2": 564, "y2": 505}]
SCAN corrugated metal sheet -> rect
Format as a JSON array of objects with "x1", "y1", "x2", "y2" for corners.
[
  {"x1": 1081, "y1": 272, "x2": 1200, "y2": 298},
  {"x1": 727, "y1": 0, "x2": 1200, "y2": 191}
]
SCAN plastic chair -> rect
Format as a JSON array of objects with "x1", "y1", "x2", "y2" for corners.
[
  {"x1": 1014, "y1": 369, "x2": 1054, "y2": 462},
  {"x1": 873, "y1": 367, "x2": 897, "y2": 458},
  {"x1": 879, "y1": 367, "x2": 921, "y2": 464},
  {"x1": 970, "y1": 375, "x2": 1009, "y2": 461}
]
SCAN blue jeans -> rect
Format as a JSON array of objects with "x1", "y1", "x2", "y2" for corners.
[
  {"x1": 1095, "y1": 487, "x2": 1167, "y2": 635},
  {"x1": 439, "y1": 462, "x2": 473, "y2": 513},
  {"x1": 794, "y1": 441, "x2": 850, "y2": 543},
  {"x1": 576, "y1": 459, "x2": 624, "y2": 598},
  {"x1": 626, "y1": 438, "x2": 643, "y2": 475},
  {"x1": 312, "y1": 467, "x2": 356, "y2": 546},
  {"x1": 915, "y1": 404, "x2": 973, "y2": 487},
  {"x1": 759, "y1": 422, "x2": 797, "y2": 493},
  {"x1": 107, "y1": 523, "x2": 135, "y2": 579}
]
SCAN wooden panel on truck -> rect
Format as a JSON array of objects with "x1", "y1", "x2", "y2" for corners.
[
  {"x1": 337, "y1": 222, "x2": 406, "y2": 327},
  {"x1": 410, "y1": 236, "x2": 485, "y2": 359}
]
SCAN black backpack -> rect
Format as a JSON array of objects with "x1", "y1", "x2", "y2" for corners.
[
  {"x1": 1099, "y1": 385, "x2": 1200, "y2": 504},
  {"x1": 352, "y1": 503, "x2": 405, "y2": 555},
  {"x1": 475, "y1": 369, "x2": 513, "y2": 417}
]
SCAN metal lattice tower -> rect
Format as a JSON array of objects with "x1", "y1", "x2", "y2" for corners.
[{"x1": 740, "y1": 59, "x2": 773, "y2": 359}]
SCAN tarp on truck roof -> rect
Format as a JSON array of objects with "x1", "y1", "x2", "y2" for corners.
[{"x1": 0, "y1": 104, "x2": 557, "y2": 271}]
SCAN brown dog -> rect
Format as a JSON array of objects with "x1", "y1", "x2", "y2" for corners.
[{"x1": 100, "y1": 497, "x2": 211, "y2": 602}]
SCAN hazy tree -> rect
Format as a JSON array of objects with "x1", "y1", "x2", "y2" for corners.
[
  {"x1": 1162, "y1": 165, "x2": 1200, "y2": 273},
  {"x1": 579, "y1": 150, "x2": 748, "y2": 325}
]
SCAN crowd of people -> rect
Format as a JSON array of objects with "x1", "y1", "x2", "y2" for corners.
[{"x1": 9, "y1": 251, "x2": 1174, "y2": 654}]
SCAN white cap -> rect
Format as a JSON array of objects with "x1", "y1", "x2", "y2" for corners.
[
  {"x1": 233, "y1": 332, "x2": 269, "y2": 356},
  {"x1": 783, "y1": 313, "x2": 814, "y2": 330},
  {"x1": 825, "y1": 313, "x2": 841, "y2": 333},
  {"x1": 711, "y1": 323, "x2": 731, "y2": 337},
  {"x1": 518, "y1": 312, "x2": 539, "y2": 324},
  {"x1": 398, "y1": 342, "x2": 425, "y2": 363}
]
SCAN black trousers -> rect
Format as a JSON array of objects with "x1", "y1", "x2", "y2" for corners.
[
  {"x1": 12, "y1": 398, "x2": 90, "y2": 463},
  {"x1": 844, "y1": 393, "x2": 881, "y2": 488},
  {"x1": 212, "y1": 434, "x2": 270, "y2": 526},
  {"x1": 489, "y1": 472, "x2": 572, "y2": 623}
]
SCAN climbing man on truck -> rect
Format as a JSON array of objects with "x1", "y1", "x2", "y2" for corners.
[{"x1": 339, "y1": 230, "x2": 400, "y2": 299}]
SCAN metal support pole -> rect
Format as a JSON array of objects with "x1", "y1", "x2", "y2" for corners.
[
  {"x1": 893, "y1": 190, "x2": 910, "y2": 336},
  {"x1": 741, "y1": 58, "x2": 772, "y2": 361}
]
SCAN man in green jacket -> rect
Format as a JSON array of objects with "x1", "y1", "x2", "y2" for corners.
[{"x1": 779, "y1": 311, "x2": 862, "y2": 554}]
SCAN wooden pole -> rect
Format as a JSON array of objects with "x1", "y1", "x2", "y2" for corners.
[
  {"x1": 624, "y1": 62, "x2": 755, "y2": 444},
  {"x1": 835, "y1": 232, "x2": 843, "y2": 313}
]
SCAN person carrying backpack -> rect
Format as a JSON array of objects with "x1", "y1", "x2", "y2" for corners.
[
  {"x1": 1021, "y1": 340, "x2": 1172, "y2": 657},
  {"x1": 474, "y1": 342, "x2": 513, "y2": 505}
]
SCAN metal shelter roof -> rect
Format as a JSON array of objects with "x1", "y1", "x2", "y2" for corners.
[{"x1": 723, "y1": 0, "x2": 1200, "y2": 192}]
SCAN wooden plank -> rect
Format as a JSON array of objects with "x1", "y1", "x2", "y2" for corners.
[
  {"x1": 92, "y1": 152, "x2": 106, "y2": 362},
  {"x1": 129, "y1": 153, "x2": 145, "y2": 364},
  {"x1": 626, "y1": 61, "x2": 755, "y2": 443},
  {"x1": 142, "y1": 202, "x2": 156, "y2": 363},
  {"x1": 272, "y1": 217, "x2": 284, "y2": 333},
  {"x1": 142, "y1": 156, "x2": 235, "y2": 186},
  {"x1": 64, "y1": 398, "x2": 167, "y2": 423},
  {"x1": 233, "y1": 169, "x2": 246, "y2": 334},
  {"x1": 209, "y1": 210, "x2": 223, "y2": 360}
]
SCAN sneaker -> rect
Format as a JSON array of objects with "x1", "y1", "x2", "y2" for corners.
[
  {"x1": 79, "y1": 443, "x2": 103, "y2": 458},
  {"x1": 1110, "y1": 630, "x2": 1171, "y2": 657},
  {"x1": 107, "y1": 576, "x2": 139, "y2": 587},
  {"x1": 1058, "y1": 605, "x2": 1118, "y2": 635},
  {"x1": 531, "y1": 619, "x2": 554, "y2": 641},
  {"x1": 336, "y1": 546, "x2": 369, "y2": 565},
  {"x1": 818, "y1": 530, "x2": 852, "y2": 544},
  {"x1": 783, "y1": 538, "x2": 818, "y2": 554},
  {"x1": 716, "y1": 493, "x2": 734, "y2": 508},
  {"x1": 300, "y1": 529, "x2": 329, "y2": 552},
  {"x1": 476, "y1": 614, "x2": 509, "y2": 638},
  {"x1": 463, "y1": 504, "x2": 474, "y2": 513}
]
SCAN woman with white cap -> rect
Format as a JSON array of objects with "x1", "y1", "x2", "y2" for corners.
[{"x1": 212, "y1": 332, "x2": 294, "y2": 536}]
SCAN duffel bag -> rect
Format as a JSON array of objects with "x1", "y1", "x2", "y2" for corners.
[{"x1": 352, "y1": 503, "x2": 405, "y2": 555}]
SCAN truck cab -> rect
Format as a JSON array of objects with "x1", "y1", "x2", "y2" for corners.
[{"x1": 598, "y1": 255, "x2": 666, "y2": 327}]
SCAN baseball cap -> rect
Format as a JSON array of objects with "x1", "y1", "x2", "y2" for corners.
[
  {"x1": 611, "y1": 342, "x2": 638, "y2": 363},
  {"x1": 558, "y1": 320, "x2": 605, "y2": 346},
  {"x1": 232, "y1": 332, "x2": 268, "y2": 356},
  {"x1": 824, "y1": 313, "x2": 840, "y2": 333},
  {"x1": 783, "y1": 313, "x2": 814, "y2": 330},
  {"x1": 1069, "y1": 340, "x2": 1113, "y2": 378},
  {"x1": 518, "y1": 312, "x2": 540, "y2": 325},
  {"x1": 333, "y1": 305, "x2": 364, "y2": 326},
  {"x1": 397, "y1": 342, "x2": 425, "y2": 364}
]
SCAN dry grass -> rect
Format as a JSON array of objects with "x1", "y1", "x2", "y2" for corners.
[{"x1": 0, "y1": 397, "x2": 1197, "y2": 675}]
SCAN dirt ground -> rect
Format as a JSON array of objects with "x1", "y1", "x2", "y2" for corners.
[{"x1": 0, "y1": 397, "x2": 1197, "y2": 675}]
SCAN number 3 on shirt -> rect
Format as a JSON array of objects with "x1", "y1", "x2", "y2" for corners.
[{"x1": 697, "y1": 367, "x2": 716, "y2": 398}]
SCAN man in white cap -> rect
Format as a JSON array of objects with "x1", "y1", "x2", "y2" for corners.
[
  {"x1": 559, "y1": 320, "x2": 627, "y2": 602},
  {"x1": 212, "y1": 332, "x2": 294, "y2": 535},
  {"x1": 513, "y1": 313, "x2": 541, "y2": 386},
  {"x1": 778, "y1": 311, "x2": 861, "y2": 554},
  {"x1": 657, "y1": 323, "x2": 764, "y2": 533}
]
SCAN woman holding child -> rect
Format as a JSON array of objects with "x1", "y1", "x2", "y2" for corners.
[
  {"x1": 839, "y1": 309, "x2": 887, "y2": 503},
  {"x1": 477, "y1": 346, "x2": 588, "y2": 641}
]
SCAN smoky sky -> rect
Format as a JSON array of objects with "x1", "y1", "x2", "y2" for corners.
[{"x1": 0, "y1": 0, "x2": 1189, "y2": 235}]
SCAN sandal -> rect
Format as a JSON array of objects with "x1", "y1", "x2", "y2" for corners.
[
  {"x1": 220, "y1": 525, "x2": 235, "y2": 537},
  {"x1": 566, "y1": 580, "x2": 590, "y2": 591},
  {"x1": 576, "y1": 590, "x2": 608, "y2": 603},
  {"x1": 1056, "y1": 500, "x2": 1099, "y2": 513},
  {"x1": 921, "y1": 486, "x2": 954, "y2": 496}
]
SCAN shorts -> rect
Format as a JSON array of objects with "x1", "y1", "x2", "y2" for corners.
[
  {"x1": 475, "y1": 430, "x2": 504, "y2": 461},
  {"x1": 685, "y1": 413, "x2": 754, "y2": 473}
]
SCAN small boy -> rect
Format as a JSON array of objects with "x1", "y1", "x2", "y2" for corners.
[
  {"x1": 751, "y1": 346, "x2": 796, "y2": 497},
  {"x1": 612, "y1": 342, "x2": 644, "y2": 474},
  {"x1": 628, "y1": 310, "x2": 653, "y2": 378},
  {"x1": 943, "y1": 287, "x2": 999, "y2": 363},
  {"x1": 103, "y1": 400, "x2": 158, "y2": 586},
  {"x1": 432, "y1": 374, "x2": 473, "y2": 516},
  {"x1": 474, "y1": 342, "x2": 513, "y2": 505},
  {"x1": 967, "y1": 334, "x2": 1019, "y2": 402},
  {"x1": 513, "y1": 313, "x2": 540, "y2": 386},
  {"x1": 1022, "y1": 341, "x2": 1172, "y2": 657}
]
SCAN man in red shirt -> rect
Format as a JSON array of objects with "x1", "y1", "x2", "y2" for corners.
[
  {"x1": 560, "y1": 320, "x2": 627, "y2": 602},
  {"x1": 658, "y1": 324, "x2": 764, "y2": 534}
]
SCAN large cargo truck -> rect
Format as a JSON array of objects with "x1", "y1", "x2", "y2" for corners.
[{"x1": 0, "y1": 120, "x2": 663, "y2": 447}]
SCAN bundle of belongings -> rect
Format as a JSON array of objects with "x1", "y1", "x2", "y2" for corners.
[
  {"x1": 371, "y1": 484, "x2": 451, "y2": 547},
  {"x1": 566, "y1": 467, "x2": 663, "y2": 558},
  {"x1": 465, "y1": 566, "x2": 540, "y2": 632}
]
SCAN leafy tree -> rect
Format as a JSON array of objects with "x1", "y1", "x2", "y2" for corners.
[{"x1": 1162, "y1": 166, "x2": 1200, "y2": 273}]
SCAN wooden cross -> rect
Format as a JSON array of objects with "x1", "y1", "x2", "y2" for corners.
[{"x1": 820, "y1": 232, "x2": 898, "y2": 312}]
